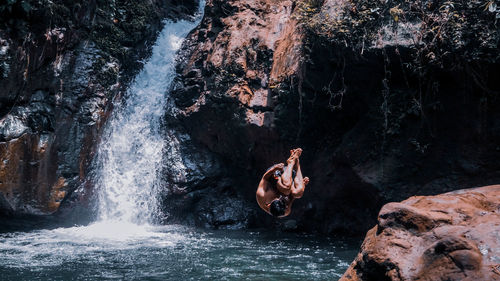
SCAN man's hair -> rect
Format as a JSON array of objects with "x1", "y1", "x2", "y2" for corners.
[{"x1": 269, "y1": 199, "x2": 286, "y2": 217}]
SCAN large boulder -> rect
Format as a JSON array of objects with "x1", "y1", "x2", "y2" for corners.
[{"x1": 341, "y1": 185, "x2": 500, "y2": 281}]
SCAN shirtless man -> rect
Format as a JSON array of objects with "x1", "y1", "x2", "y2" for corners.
[{"x1": 256, "y1": 148, "x2": 310, "y2": 217}]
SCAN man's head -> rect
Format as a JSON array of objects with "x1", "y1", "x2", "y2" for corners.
[{"x1": 269, "y1": 198, "x2": 286, "y2": 217}]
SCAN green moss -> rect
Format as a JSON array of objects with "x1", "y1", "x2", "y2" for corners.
[
  {"x1": 295, "y1": 0, "x2": 500, "y2": 62},
  {"x1": 90, "y1": 55, "x2": 119, "y2": 88},
  {"x1": 90, "y1": 0, "x2": 160, "y2": 60}
]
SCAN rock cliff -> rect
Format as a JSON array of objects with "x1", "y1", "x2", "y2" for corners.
[
  {"x1": 0, "y1": 0, "x2": 196, "y2": 215},
  {"x1": 340, "y1": 185, "x2": 500, "y2": 281},
  {"x1": 168, "y1": 0, "x2": 500, "y2": 233},
  {"x1": 1, "y1": 0, "x2": 499, "y2": 236}
]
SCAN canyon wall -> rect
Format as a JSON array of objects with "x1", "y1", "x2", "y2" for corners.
[
  {"x1": 0, "y1": 0, "x2": 196, "y2": 215},
  {"x1": 166, "y1": 0, "x2": 500, "y2": 234}
]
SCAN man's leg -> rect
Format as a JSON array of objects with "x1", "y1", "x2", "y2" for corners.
[
  {"x1": 291, "y1": 157, "x2": 309, "y2": 199},
  {"x1": 281, "y1": 148, "x2": 301, "y2": 187}
]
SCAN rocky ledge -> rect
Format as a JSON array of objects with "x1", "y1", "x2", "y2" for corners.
[{"x1": 340, "y1": 185, "x2": 500, "y2": 281}]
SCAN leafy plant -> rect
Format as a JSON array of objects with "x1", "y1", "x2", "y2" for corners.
[
  {"x1": 295, "y1": 0, "x2": 500, "y2": 63},
  {"x1": 0, "y1": 0, "x2": 32, "y2": 14}
]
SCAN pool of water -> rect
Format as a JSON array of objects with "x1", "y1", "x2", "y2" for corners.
[{"x1": 0, "y1": 221, "x2": 358, "y2": 280}]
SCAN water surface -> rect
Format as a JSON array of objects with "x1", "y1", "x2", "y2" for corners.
[{"x1": 0, "y1": 222, "x2": 358, "y2": 280}]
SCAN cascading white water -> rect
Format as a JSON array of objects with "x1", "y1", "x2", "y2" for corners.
[{"x1": 92, "y1": 2, "x2": 204, "y2": 225}]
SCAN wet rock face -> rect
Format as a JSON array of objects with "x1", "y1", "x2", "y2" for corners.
[
  {"x1": 170, "y1": 0, "x2": 500, "y2": 233},
  {"x1": 340, "y1": 185, "x2": 500, "y2": 281},
  {"x1": 166, "y1": 0, "x2": 332, "y2": 230},
  {"x1": 0, "y1": 0, "x2": 197, "y2": 215}
]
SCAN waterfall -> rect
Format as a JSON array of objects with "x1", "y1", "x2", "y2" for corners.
[{"x1": 91, "y1": 2, "x2": 204, "y2": 225}]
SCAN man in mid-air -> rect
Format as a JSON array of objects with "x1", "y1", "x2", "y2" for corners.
[{"x1": 256, "y1": 148, "x2": 309, "y2": 217}]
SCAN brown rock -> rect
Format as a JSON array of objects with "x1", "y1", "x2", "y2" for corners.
[
  {"x1": 174, "y1": 0, "x2": 303, "y2": 119},
  {"x1": 340, "y1": 185, "x2": 500, "y2": 281},
  {"x1": 0, "y1": 133, "x2": 59, "y2": 214}
]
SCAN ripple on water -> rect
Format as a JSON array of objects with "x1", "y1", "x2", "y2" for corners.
[{"x1": 0, "y1": 225, "x2": 359, "y2": 280}]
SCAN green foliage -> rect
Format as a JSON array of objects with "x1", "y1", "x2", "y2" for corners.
[
  {"x1": 294, "y1": 0, "x2": 321, "y2": 19},
  {"x1": 292, "y1": 0, "x2": 499, "y2": 153},
  {"x1": 0, "y1": 0, "x2": 84, "y2": 39},
  {"x1": 0, "y1": 0, "x2": 30, "y2": 14},
  {"x1": 295, "y1": 0, "x2": 500, "y2": 63},
  {"x1": 20, "y1": 1, "x2": 31, "y2": 13},
  {"x1": 90, "y1": 0, "x2": 158, "y2": 60}
]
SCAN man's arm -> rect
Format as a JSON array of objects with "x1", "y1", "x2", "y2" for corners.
[
  {"x1": 256, "y1": 178, "x2": 267, "y2": 198},
  {"x1": 262, "y1": 163, "x2": 284, "y2": 179},
  {"x1": 256, "y1": 178, "x2": 271, "y2": 213}
]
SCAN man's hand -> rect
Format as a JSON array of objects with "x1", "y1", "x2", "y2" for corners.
[
  {"x1": 263, "y1": 163, "x2": 284, "y2": 178},
  {"x1": 273, "y1": 163, "x2": 285, "y2": 170}
]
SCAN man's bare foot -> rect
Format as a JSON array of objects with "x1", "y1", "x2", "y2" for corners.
[
  {"x1": 303, "y1": 177, "x2": 310, "y2": 185},
  {"x1": 288, "y1": 148, "x2": 302, "y2": 165},
  {"x1": 292, "y1": 148, "x2": 303, "y2": 158},
  {"x1": 287, "y1": 148, "x2": 303, "y2": 164}
]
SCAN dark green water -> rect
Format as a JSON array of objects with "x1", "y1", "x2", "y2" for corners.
[{"x1": 0, "y1": 221, "x2": 358, "y2": 280}]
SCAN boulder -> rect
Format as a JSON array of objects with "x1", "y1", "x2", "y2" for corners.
[{"x1": 340, "y1": 185, "x2": 500, "y2": 281}]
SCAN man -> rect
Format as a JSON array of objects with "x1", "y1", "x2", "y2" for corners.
[{"x1": 256, "y1": 148, "x2": 309, "y2": 217}]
